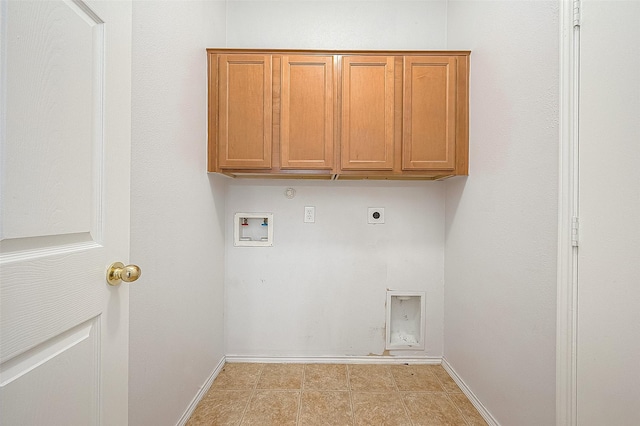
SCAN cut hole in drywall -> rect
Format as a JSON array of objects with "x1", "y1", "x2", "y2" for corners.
[{"x1": 386, "y1": 291, "x2": 425, "y2": 350}]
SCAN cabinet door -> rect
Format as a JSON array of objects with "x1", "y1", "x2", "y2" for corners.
[
  {"x1": 341, "y1": 56, "x2": 395, "y2": 170},
  {"x1": 218, "y1": 54, "x2": 272, "y2": 169},
  {"x1": 281, "y1": 55, "x2": 334, "y2": 169},
  {"x1": 403, "y1": 56, "x2": 457, "y2": 170}
]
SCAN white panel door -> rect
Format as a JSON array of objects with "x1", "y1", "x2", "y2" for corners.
[
  {"x1": 577, "y1": 1, "x2": 640, "y2": 425},
  {"x1": 0, "y1": 1, "x2": 132, "y2": 424}
]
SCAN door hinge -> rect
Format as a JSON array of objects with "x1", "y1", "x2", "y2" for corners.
[
  {"x1": 573, "y1": 0, "x2": 582, "y2": 27},
  {"x1": 571, "y1": 216, "x2": 579, "y2": 247}
]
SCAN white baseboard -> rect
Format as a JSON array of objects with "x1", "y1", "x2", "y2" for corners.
[
  {"x1": 176, "y1": 356, "x2": 226, "y2": 426},
  {"x1": 225, "y1": 355, "x2": 442, "y2": 365},
  {"x1": 441, "y1": 357, "x2": 500, "y2": 426}
]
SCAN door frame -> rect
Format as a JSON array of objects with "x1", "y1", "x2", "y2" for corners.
[{"x1": 557, "y1": 0, "x2": 580, "y2": 425}]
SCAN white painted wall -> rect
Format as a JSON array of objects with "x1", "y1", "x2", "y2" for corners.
[
  {"x1": 444, "y1": 2, "x2": 559, "y2": 425},
  {"x1": 129, "y1": 1, "x2": 227, "y2": 425},
  {"x1": 225, "y1": 181, "x2": 445, "y2": 358},
  {"x1": 226, "y1": 0, "x2": 447, "y2": 50},
  {"x1": 223, "y1": 1, "x2": 448, "y2": 359},
  {"x1": 577, "y1": 1, "x2": 640, "y2": 424}
]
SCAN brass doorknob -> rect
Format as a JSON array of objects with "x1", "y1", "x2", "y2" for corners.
[{"x1": 107, "y1": 262, "x2": 141, "y2": 286}]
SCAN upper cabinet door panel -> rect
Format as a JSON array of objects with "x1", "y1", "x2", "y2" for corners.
[
  {"x1": 281, "y1": 55, "x2": 334, "y2": 169},
  {"x1": 403, "y1": 56, "x2": 457, "y2": 170},
  {"x1": 218, "y1": 54, "x2": 272, "y2": 169},
  {"x1": 341, "y1": 56, "x2": 395, "y2": 170}
]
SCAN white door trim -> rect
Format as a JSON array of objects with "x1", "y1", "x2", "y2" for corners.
[{"x1": 557, "y1": 1, "x2": 580, "y2": 425}]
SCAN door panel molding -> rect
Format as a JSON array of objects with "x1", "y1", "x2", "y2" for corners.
[{"x1": 0, "y1": 317, "x2": 97, "y2": 386}]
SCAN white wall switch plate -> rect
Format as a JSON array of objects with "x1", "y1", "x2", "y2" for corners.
[{"x1": 368, "y1": 207, "x2": 385, "y2": 224}]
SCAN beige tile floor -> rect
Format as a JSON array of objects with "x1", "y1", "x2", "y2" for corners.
[{"x1": 186, "y1": 363, "x2": 488, "y2": 426}]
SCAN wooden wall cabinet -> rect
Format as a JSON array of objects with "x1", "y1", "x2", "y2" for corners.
[
  {"x1": 208, "y1": 49, "x2": 469, "y2": 180},
  {"x1": 403, "y1": 56, "x2": 457, "y2": 171},
  {"x1": 281, "y1": 55, "x2": 334, "y2": 170},
  {"x1": 341, "y1": 56, "x2": 395, "y2": 171},
  {"x1": 217, "y1": 54, "x2": 272, "y2": 169}
]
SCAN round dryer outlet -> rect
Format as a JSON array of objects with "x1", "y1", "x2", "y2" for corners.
[{"x1": 368, "y1": 207, "x2": 385, "y2": 224}]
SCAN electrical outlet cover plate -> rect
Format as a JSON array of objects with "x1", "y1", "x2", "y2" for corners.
[
  {"x1": 368, "y1": 207, "x2": 385, "y2": 224},
  {"x1": 304, "y1": 206, "x2": 315, "y2": 223}
]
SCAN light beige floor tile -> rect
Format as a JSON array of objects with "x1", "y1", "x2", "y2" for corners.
[
  {"x1": 257, "y1": 363, "x2": 304, "y2": 389},
  {"x1": 211, "y1": 363, "x2": 264, "y2": 390},
  {"x1": 348, "y1": 365, "x2": 396, "y2": 391},
  {"x1": 186, "y1": 390, "x2": 251, "y2": 426},
  {"x1": 241, "y1": 390, "x2": 299, "y2": 426},
  {"x1": 449, "y1": 393, "x2": 489, "y2": 426},
  {"x1": 188, "y1": 363, "x2": 487, "y2": 425},
  {"x1": 352, "y1": 392, "x2": 412, "y2": 426},
  {"x1": 432, "y1": 366, "x2": 463, "y2": 393},
  {"x1": 390, "y1": 365, "x2": 444, "y2": 392},
  {"x1": 304, "y1": 364, "x2": 348, "y2": 390},
  {"x1": 402, "y1": 392, "x2": 467, "y2": 426},
  {"x1": 299, "y1": 391, "x2": 353, "y2": 425}
]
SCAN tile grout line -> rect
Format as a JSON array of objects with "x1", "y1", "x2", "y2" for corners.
[
  {"x1": 296, "y1": 365, "x2": 305, "y2": 426},
  {"x1": 237, "y1": 363, "x2": 264, "y2": 426},
  {"x1": 434, "y1": 365, "x2": 473, "y2": 426},
  {"x1": 387, "y1": 364, "x2": 400, "y2": 393},
  {"x1": 444, "y1": 391, "x2": 472, "y2": 426},
  {"x1": 346, "y1": 365, "x2": 355, "y2": 426},
  {"x1": 389, "y1": 365, "x2": 416, "y2": 426}
]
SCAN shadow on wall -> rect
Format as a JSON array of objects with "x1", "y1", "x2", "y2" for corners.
[
  {"x1": 443, "y1": 176, "x2": 468, "y2": 239},
  {"x1": 208, "y1": 173, "x2": 230, "y2": 238}
]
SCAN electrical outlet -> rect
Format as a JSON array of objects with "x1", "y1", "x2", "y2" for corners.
[
  {"x1": 368, "y1": 207, "x2": 385, "y2": 224},
  {"x1": 304, "y1": 206, "x2": 315, "y2": 223}
]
